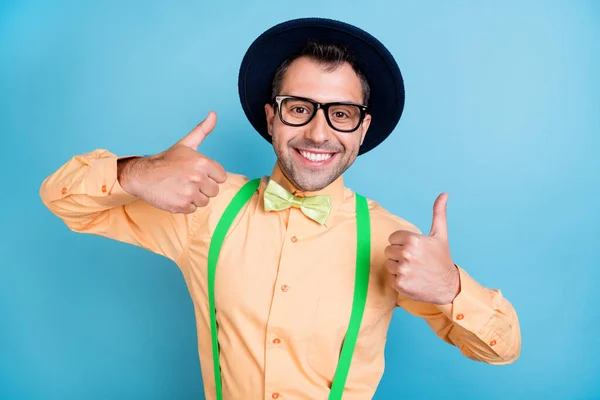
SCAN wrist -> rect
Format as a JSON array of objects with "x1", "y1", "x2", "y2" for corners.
[
  {"x1": 117, "y1": 156, "x2": 145, "y2": 196},
  {"x1": 441, "y1": 263, "x2": 461, "y2": 304},
  {"x1": 449, "y1": 264, "x2": 461, "y2": 301}
]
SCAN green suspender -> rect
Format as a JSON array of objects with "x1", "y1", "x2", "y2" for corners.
[
  {"x1": 207, "y1": 178, "x2": 262, "y2": 400},
  {"x1": 328, "y1": 187, "x2": 371, "y2": 399},
  {"x1": 207, "y1": 178, "x2": 371, "y2": 400}
]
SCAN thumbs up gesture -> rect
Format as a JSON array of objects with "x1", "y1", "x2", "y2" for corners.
[
  {"x1": 384, "y1": 193, "x2": 460, "y2": 305},
  {"x1": 119, "y1": 111, "x2": 227, "y2": 214}
]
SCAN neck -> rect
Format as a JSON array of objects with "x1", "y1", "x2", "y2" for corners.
[
  {"x1": 271, "y1": 161, "x2": 343, "y2": 196},
  {"x1": 267, "y1": 162, "x2": 346, "y2": 227}
]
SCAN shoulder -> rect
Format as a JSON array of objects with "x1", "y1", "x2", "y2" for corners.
[
  {"x1": 209, "y1": 171, "x2": 254, "y2": 212},
  {"x1": 366, "y1": 197, "x2": 422, "y2": 239},
  {"x1": 219, "y1": 171, "x2": 251, "y2": 193},
  {"x1": 361, "y1": 197, "x2": 422, "y2": 261},
  {"x1": 340, "y1": 188, "x2": 421, "y2": 240}
]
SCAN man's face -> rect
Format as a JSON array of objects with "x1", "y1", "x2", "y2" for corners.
[{"x1": 264, "y1": 56, "x2": 371, "y2": 192}]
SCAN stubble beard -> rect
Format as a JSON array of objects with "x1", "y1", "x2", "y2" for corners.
[{"x1": 273, "y1": 140, "x2": 355, "y2": 192}]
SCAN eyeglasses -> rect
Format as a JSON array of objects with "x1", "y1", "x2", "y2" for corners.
[{"x1": 272, "y1": 95, "x2": 368, "y2": 133}]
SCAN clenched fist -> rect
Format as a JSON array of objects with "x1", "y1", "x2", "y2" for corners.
[
  {"x1": 385, "y1": 193, "x2": 460, "y2": 305},
  {"x1": 118, "y1": 111, "x2": 227, "y2": 214}
]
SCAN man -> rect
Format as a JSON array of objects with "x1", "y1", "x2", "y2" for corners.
[{"x1": 40, "y1": 18, "x2": 520, "y2": 400}]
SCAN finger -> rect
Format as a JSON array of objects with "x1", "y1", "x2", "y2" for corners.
[
  {"x1": 180, "y1": 203, "x2": 197, "y2": 214},
  {"x1": 384, "y1": 244, "x2": 401, "y2": 261},
  {"x1": 385, "y1": 259, "x2": 401, "y2": 275},
  {"x1": 388, "y1": 229, "x2": 419, "y2": 246},
  {"x1": 205, "y1": 160, "x2": 227, "y2": 184},
  {"x1": 199, "y1": 177, "x2": 220, "y2": 198},
  {"x1": 191, "y1": 190, "x2": 210, "y2": 208},
  {"x1": 429, "y1": 192, "x2": 449, "y2": 240},
  {"x1": 385, "y1": 244, "x2": 413, "y2": 263},
  {"x1": 178, "y1": 111, "x2": 218, "y2": 150}
]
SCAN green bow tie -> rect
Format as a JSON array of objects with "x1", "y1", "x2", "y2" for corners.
[{"x1": 263, "y1": 179, "x2": 332, "y2": 225}]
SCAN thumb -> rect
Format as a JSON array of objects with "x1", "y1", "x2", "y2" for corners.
[
  {"x1": 178, "y1": 111, "x2": 217, "y2": 149},
  {"x1": 429, "y1": 192, "x2": 449, "y2": 240}
]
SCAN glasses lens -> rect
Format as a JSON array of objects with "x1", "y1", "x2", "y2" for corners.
[
  {"x1": 280, "y1": 98, "x2": 315, "y2": 125},
  {"x1": 328, "y1": 104, "x2": 362, "y2": 131},
  {"x1": 278, "y1": 97, "x2": 364, "y2": 131}
]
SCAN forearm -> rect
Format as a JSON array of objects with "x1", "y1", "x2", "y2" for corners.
[
  {"x1": 39, "y1": 149, "x2": 195, "y2": 263},
  {"x1": 436, "y1": 267, "x2": 521, "y2": 364},
  {"x1": 398, "y1": 266, "x2": 521, "y2": 365},
  {"x1": 39, "y1": 149, "x2": 140, "y2": 231}
]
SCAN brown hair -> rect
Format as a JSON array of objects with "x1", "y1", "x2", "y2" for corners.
[{"x1": 271, "y1": 39, "x2": 371, "y2": 106}]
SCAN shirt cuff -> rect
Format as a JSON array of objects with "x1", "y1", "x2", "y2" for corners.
[
  {"x1": 85, "y1": 154, "x2": 140, "y2": 206},
  {"x1": 437, "y1": 265, "x2": 498, "y2": 340}
]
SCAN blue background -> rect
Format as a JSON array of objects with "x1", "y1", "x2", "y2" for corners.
[{"x1": 1, "y1": 1, "x2": 598, "y2": 399}]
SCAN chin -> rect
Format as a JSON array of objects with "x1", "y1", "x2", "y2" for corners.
[
  {"x1": 276, "y1": 146, "x2": 345, "y2": 191},
  {"x1": 290, "y1": 169, "x2": 339, "y2": 192}
]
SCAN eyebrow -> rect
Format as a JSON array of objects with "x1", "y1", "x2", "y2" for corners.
[{"x1": 284, "y1": 94, "x2": 363, "y2": 105}]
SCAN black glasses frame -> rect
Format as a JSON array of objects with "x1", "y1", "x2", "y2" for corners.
[{"x1": 272, "y1": 95, "x2": 368, "y2": 133}]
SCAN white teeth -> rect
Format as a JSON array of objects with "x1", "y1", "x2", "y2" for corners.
[{"x1": 299, "y1": 150, "x2": 333, "y2": 162}]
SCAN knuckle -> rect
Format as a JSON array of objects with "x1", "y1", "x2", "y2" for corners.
[
  {"x1": 398, "y1": 264, "x2": 409, "y2": 277},
  {"x1": 189, "y1": 173, "x2": 203, "y2": 184},
  {"x1": 177, "y1": 198, "x2": 191, "y2": 209},
  {"x1": 395, "y1": 276, "x2": 404, "y2": 289},
  {"x1": 182, "y1": 186, "x2": 195, "y2": 199},
  {"x1": 195, "y1": 157, "x2": 209, "y2": 170},
  {"x1": 409, "y1": 235, "x2": 420, "y2": 246}
]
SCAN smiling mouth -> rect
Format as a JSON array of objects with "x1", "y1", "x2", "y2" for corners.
[{"x1": 295, "y1": 148, "x2": 336, "y2": 162}]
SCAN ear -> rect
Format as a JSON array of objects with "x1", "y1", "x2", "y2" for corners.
[
  {"x1": 264, "y1": 104, "x2": 275, "y2": 136},
  {"x1": 359, "y1": 114, "x2": 372, "y2": 146}
]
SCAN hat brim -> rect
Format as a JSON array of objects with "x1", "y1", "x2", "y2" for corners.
[{"x1": 238, "y1": 17, "x2": 405, "y2": 156}]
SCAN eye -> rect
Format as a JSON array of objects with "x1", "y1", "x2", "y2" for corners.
[
  {"x1": 292, "y1": 106, "x2": 310, "y2": 114},
  {"x1": 333, "y1": 111, "x2": 349, "y2": 119}
]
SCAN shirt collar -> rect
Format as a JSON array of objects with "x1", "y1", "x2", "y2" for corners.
[{"x1": 265, "y1": 161, "x2": 345, "y2": 228}]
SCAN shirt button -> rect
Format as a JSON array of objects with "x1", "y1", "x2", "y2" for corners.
[
  {"x1": 101, "y1": 184, "x2": 107, "y2": 193},
  {"x1": 272, "y1": 393, "x2": 280, "y2": 399},
  {"x1": 272, "y1": 338, "x2": 281, "y2": 344},
  {"x1": 291, "y1": 236, "x2": 298, "y2": 243},
  {"x1": 281, "y1": 285, "x2": 289, "y2": 292},
  {"x1": 490, "y1": 340, "x2": 496, "y2": 346},
  {"x1": 61, "y1": 187, "x2": 67, "y2": 195},
  {"x1": 456, "y1": 314, "x2": 464, "y2": 320}
]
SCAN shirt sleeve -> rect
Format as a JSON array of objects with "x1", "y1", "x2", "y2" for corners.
[
  {"x1": 397, "y1": 264, "x2": 521, "y2": 365},
  {"x1": 39, "y1": 149, "x2": 197, "y2": 267}
]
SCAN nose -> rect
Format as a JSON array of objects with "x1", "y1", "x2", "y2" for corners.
[{"x1": 305, "y1": 108, "x2": 332, "y2": 144}]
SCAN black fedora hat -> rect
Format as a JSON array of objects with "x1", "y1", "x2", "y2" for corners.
[{"x1": 238, "y1": 17, "x2": 405, "y2": 156}]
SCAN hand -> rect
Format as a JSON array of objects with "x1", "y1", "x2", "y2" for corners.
[
  {"x1": 384, "y1": 193, "x2": 460, "y2": 305},
  {"x1": 118, "y1": 111, "x2": 227, "y2": 214}
]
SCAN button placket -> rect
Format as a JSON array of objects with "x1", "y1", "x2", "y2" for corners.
[{"x1": 264, "y1": 209, "x2": 304, "y2": 398}]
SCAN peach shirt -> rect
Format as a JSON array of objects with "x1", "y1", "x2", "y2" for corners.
[{"x1": 39, "y1": 149, "x2": 521, "y2": 400}]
